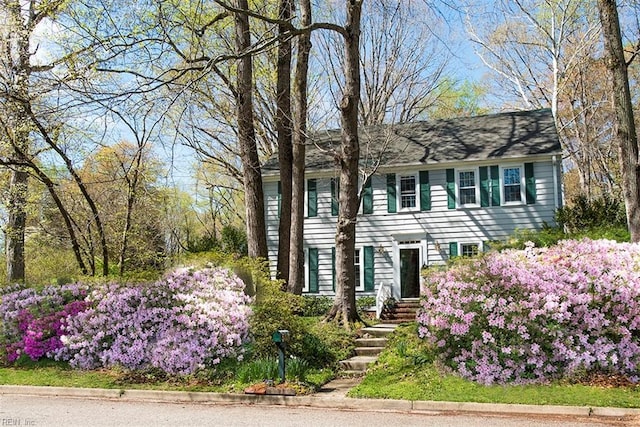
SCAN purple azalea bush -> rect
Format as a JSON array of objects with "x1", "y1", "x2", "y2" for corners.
[
  {"x1": 418, "y1": 239, "x2": 640, "y2": 385},
  {"x1": 1, "y1": 283, "x2": 89, "y2": 363},
  {"x1": 56, "y1": 267, "x2": 252, "y2": 375}
]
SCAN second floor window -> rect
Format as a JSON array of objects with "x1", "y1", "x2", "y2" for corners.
[
  {"x1": 458, "y1": 170, "x2": 477, "y2": 205},
  {"x1": 503, "y1": 167, "x2": 522, "y2": 203},
  {"x1": 400, "y1": 175, "x2": 417, "y2": 209}
]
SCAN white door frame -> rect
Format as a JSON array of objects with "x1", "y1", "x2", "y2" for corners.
[{"x1": 392, "y1": 236, "x2": 427, "y2": 300}]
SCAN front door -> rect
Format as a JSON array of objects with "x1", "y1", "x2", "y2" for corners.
[{"x1": 400, "y1": 248, "x2": 420, "y2": 298}]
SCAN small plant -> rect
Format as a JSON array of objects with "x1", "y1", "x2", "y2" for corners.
[
  {"x1": 382, "y1": 296, "x2": 397, "y2": 313},
  {"x1": 236, "y1": 358, "x2": 279, "y2": 383},
  {"x1": 287, "y1": 357, "x2": 310, "y2": 382},
  {"x1": 395, "y1": 340, "x2": 408, "y2": 358},
  {"x1": 356, "y1": 296, "x2": 376, "y2": 313}
]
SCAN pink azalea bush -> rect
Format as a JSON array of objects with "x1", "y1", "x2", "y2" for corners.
[
  {"x1": 55, "y1": 267, "x2": 252, "y2": 375},
  {"x1": 417, "y1": 239, "x2": 640, "y2": 385},
  {"x1": 1, "y1": 283, "x2": 89, "y2": 363}
]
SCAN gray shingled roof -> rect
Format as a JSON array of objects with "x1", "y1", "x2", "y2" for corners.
[{"x1": 262, "y1": 109, "x2": 561, "y2": 175}]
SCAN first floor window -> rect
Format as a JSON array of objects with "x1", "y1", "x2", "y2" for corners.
[{"x1": 461, "y1": 243, "x2": 479, "y2": 257}]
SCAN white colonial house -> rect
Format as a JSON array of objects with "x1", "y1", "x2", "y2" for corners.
[{"x1": 261, "y1": 109, "x2": 563, "y2": 309}]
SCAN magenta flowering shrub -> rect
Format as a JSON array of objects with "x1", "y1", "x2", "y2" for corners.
[
  {"x1": 418, "y1": 239, "x2": 640, "y2": 385},
  {"x1": 1, "y1": 283, "x2": 89, "y2": 364},
  {"x1": 56, "y1": 267, "x2": 252, "y2": 375}
]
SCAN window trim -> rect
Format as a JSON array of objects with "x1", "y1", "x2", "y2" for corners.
[
  {"x1": 456, "y1": 168, "x2": 480, "y2": 208},
  {"x1": 354, "y1": 247, "x2": 365, "y2": 291},
  {"x1": 303, "y1": 248, "x2": 309, "y2": 293},
  {"x1": 460, "y1": 242, "x2": 481, "y2": 258},
  {"x1": 304, "y1": 247, "x2": 320, "y2": 294},
  {"x1": 396, "y1": 173, "x2": 419, "y2": 212},
  {"x1": 500, "y1": 164, "x2": 526, "y2": 205}
]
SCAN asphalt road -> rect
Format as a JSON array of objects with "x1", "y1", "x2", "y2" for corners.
[{"x1": 1, "y1": 395, "x2": 635, "y2": 427}]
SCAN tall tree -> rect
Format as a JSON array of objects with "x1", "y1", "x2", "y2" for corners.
[
  {"x1": 288, "y1": 0, "x2": 312, "y2": 294},
  {"x1": 0, "y1": 0, "x2": 48, "y2": 282},
  {"x1": 324, "y1": 0, "x2": 364, "y2": 327},
  {"x1": 597, "y1": 0, "x2": 640, "y2": 241},
  {"x1": 276, "y1": 0, "x2": 294, "y2": 283},
  {"x1": 316, "y1": 0, "x2": 451, "y2": 126},
  {"x1": 466, "y1": 0, "x2": 614, "y2": 198},
  {"x1": 234, "y1": 0, "x2": 268, "y2": 258}
]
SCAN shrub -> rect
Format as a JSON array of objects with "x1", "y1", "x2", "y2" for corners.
[
  {"x1": 301, "y1": 295, "x2": 333, "y2": 317},
  {"x1": 248, "y1": 276, "x2": 306, "y2": 362},
  {"x1": 0, "y1": 283, "x2": 89, "y2": 364},
  {"x1": 557, "y1": 194, "x2": 627, "y2": 233},
  {"x1": 57, "y1": 267, "x2": 252, "y2": 375},
  {"x1": 296, "y1": 320, "x2": 355, "y2": 368},
  {"x1": 418, "y1": 239, "x2": 640, "y2": 385}
]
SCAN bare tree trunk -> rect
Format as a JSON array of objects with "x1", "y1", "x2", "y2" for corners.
[
  {"x1": 234, "y1": 0, "x2": 268, "y2": 259},
  {"x1": 20, "y1": 158, "x2": 89, "y2": 275},
  {"x1": 5, "y1": 169, "x2": 27, "y2": 283},
  {"x1": 118, "y1": 149, "x2": 143, "y2": 276},
  {"x1": 27, "y1": 109, "x2": 110, "y2": 275},
  {"x1": 325, "y1": 0, "x2": 364, "y2": 328},
  {"x1": 597, "y1": 0, "x2": 640, "y2": 241},
  {"x1": 3, "y1": 0, "x2": 32, "y2": 283},
  {"x1": 288, "y1": 0, "x2": 312, "y2": 295},
  {"x1": 276, "y1": 0, "x2": 294, "y2": 285}
]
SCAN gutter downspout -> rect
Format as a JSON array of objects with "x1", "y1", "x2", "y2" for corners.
[{"x1": 552, "y1": 155, "x2": 560, "y2": 210}]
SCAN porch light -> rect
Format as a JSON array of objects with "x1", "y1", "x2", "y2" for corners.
[
  {"x1": 434, "y1": 242, "x2": 441, "y2": 252},
  {"x1": 377, "y1": 244, "x2": 386, "y2": 254}
]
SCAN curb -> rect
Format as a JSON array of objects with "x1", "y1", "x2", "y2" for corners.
[{"x1": 2, "y1": 385, "x2": 640, "y2": 418}]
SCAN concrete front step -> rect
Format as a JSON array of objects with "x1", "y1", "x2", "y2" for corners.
[
  {"x1": 338, "y1": 356, "x2": 378, "y2": 371},
  {"x1": 354, "y1": 346, "x2": 384, "y2": 356},
  {"x1": 355, "y1": 337, "x2": 387, "y2": 348},
  {"x1": 338, "y1": 324, "x2": 398, "y2": 373},
  {"x1": 360, "y1": 325, "x2": 397, "y2": 338}
]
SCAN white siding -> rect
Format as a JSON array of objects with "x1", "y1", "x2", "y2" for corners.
[{"x1": 264, "y1": 159, "x2": 561, "y2": 296}]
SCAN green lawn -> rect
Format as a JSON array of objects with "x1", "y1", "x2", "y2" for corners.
[
  {"x1": 348, "y1": 324, "x2": 640, "y2": 408},
  {"x1": 2, "y1": 325, "x2": 639, "y2": 408},
  {"x1": 0, "y1": 359, "x2": 333, "y2": 394}
]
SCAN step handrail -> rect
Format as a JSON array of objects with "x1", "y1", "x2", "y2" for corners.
[{"x1": 375, "y1": 281, "x2": 392, "y2": 319}]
